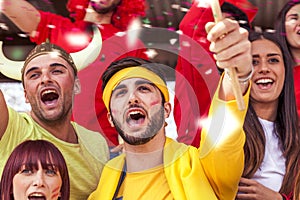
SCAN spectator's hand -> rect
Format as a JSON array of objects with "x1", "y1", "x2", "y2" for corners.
[
  {"x1": 236, "y1": 177, "x2": 283, "y2": 200},
  {"x1": 206, "y1": 18, "x2": 252, "y2": 100},
  {"x1": 205, "y1": 18, "x2": 252, "y2": 78}
]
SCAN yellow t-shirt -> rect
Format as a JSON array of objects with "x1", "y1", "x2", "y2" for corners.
[
  {"x1": 88, "y1": 80, "x2": 250, "y2": 200},
  {"x1": 117, "y1": 165, "x2": 173, "y2": 200},
  {"x1": 0, "y1": 108, "x2": 109, "y2": 200}
]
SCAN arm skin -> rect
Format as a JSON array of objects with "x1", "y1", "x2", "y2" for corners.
[
  {"x1": 1, "y1": 0, "x2": 40, "y2": 35},
  {"x1": 0, "y1": 90, "x2": 9, "y2": 140},
  {"x1": 199, "y1": 18, "x2": 252, "y2": 199},
  {"x1": 206, "y1": 19, "x2": 252, "y2": 100},
  {"x1": 236, "y1": 178, "x2": 283, "y2": 200}
]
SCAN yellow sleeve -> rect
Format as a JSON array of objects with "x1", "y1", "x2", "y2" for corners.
[
  {"x1": 199, "y1": 79, "x2": 251, "y2": 200},
  {"x1": 164, "y1": 138, "x2": 218, "y2": 199}
]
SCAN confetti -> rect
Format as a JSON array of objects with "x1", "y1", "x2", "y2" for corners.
[
  {"x1": 0, "y1": 23, "x2": 9, "y2": 31},
  {"x1": 65, "y1": 32, "x2": 90, "y2": 47},
  {"x1": 169, "y1": 38, "x2": 177, "y2": 45},
  {"x1": 47, "y1": 24, "x2": 56, "y2": 29},
  {"x1": 194, "y1": 0, "x2": 211, "y2": 8},
  {"x1": 17, "y1": 33, "x2": 28, "y2": 38},
  {"x1": 182, "y1": 41, "x2": 190, "y2": 47},
  {"x1": 126, "y1": 18, "x2": 142, "y2": 48},
  {"x1": 171, "y1": 4, "x2": 180, "y2": 10},
  {"x1": 144, "y1": 49, "x2": 158, "y2": 59},
  {"x1": 205, "y1": 68, "x2": 212, "y2": 75}
]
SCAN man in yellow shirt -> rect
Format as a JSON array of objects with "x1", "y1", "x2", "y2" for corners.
[
  {"x1": 0, "y1": 42, "x2": 109, "y2": 199},
  {"x1": 88, "y1": 16, "x2": 253, "y2": 200}
]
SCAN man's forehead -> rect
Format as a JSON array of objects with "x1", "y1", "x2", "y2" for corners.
[
  {"x1": 27, "y1": 53, "x2": 68, "y2": 63},
  {"x1": 24, "y1": 54, "x2": 71, "y2": 70}
]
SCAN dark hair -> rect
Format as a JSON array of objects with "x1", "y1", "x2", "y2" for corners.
[
  {"x1": 0, "y1": 140, "x2": 70, "y2": 200},
  {"x1": 243, "y1": 31, "x2": 300, "y2": 195},
  {"x1": 294, "y1": 168, "x2": 300, "y2": 200},
  {"x1": 101, "y1": 57, "x2": 168, "y2": 102},
  {"x1": 221, "y1": 2, "x2": 251, "y2": 30},
  {"x1": 274, "y1": 0, "x2": 300, "y2": 65}
]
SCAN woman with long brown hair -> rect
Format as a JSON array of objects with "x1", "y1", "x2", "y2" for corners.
[{"x1": 237, "y1": 31, "x2": 300, "y2": 200}]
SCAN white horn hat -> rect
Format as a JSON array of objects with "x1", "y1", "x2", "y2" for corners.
[{"x1": 0, "y1": 25, "x2": 102, "y2": 81}]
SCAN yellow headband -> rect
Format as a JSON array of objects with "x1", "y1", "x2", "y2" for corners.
[{"x1": 102, "y1": 66, "x2": 169, "y2": 110}]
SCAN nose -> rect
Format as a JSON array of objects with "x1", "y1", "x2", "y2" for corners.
[
  {"x1": 128, "y1": 91, "x2": 140, "y2": 105},
  {"x1": 41, "y1": 72, "x2": 53, "y2": 85},
  {"x1": 32, "y1": 170, "x2": 45, "y2": 187},
  {"x1": 257, "y1": 60, "x2": 270, "y2": 74}
]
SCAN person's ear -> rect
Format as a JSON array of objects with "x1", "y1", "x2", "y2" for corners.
[
  {"x1": 24, "y1": 89, "x2": 29, "y2": 103},
  {"x1": 74, "y1": 78, "x2": 81, "y2": 94},
  {"x1": 163, "y1": 102, "x2": 172, "y2": 119},
  {"x1": 107, "y1": 112, "x2": 115, "y2": 127}
]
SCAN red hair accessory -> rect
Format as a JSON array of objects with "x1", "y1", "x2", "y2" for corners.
[
  {"x1": 225, "y1": 0, "x2": 258, "y2": 22},
  {"x1": 67, "y1": 0, "x2": 146, "y2": 31},
  {"x1": 112, "y1": 0, "x2": 146, "y2": 31},
  {"x1": 67, "y1": 0, "x2": 90, "y2": 21}
]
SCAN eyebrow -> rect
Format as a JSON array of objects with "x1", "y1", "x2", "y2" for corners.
[
  {"x1": 113, "y1": 84, "x2": 126, "y2": 91},
  {"x1": 252, "y1": 53, "x2": 281, "y2": 58},
  {"x1": 113, "y1": 79, "x2": 154, "y2": 91},
  {"x1": 25, "y1": 63, "x2": 68, "y2": 77},
  {"x1": 286, "y1": 13, "x2": 299, "y2": 18},
  {"x1": 135, "y1": 79, "x2": 153, "y2": 86}
]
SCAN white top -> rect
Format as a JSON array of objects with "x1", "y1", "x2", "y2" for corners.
[{"x1": 252, "y1": 118, "x2": 286, "y2": 192}]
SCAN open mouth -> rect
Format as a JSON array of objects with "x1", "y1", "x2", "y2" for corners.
[
  {"x1": 126, "y1": 110, "x2": 146, "y2": 126},
  {"x1": 28, "y1": 193, "x2": 46, "y2": 200},
  {"x1": 255, "y1": 78, "x2": 274, "y2": 89},
  {"x1": 41, "y1": 89, "x2": 59, "y2": 105}
]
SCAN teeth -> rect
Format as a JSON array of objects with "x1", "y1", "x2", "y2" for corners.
[
  {"x1": 42, "y1": 89, "x2": 57, "y2": 95},
  {"x1": 256, "y1": 78, "x2": 273, "y2": 84},
  {"x1": 29, "y1": 193, "x2": 44, "y2": 197},
  {"x1": 129, "y1": 111, "x2": 142, "y2": 115}
]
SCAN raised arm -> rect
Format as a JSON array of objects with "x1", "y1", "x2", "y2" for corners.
[
  {"x1": 1, "y1": 0, "x2": 40, "y2": 35},
  {"x1": 0, "y1": 90, "x2": 9, "y2": 140},
  {"x1": 206, "y1": 18, "x2": 252, "y2": 100},
  {"x1": 199, "y1": 18, "x2": 252, "y2": 200}
]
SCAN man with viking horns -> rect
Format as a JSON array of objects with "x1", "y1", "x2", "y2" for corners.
[
  {"x1": 0, "y1": 42, "x2": 109, "y2": 199},
  {"x1": 1, "y1": 0, "x2": 148, "y2": 157}
]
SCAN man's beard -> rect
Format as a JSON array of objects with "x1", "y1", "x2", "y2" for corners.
[
  {"x1": 90, "y1": 0, "x2": 121, "y2": 14},
  {"x1": 28, "y1": 95, "x2": 72, "y2": 125},
  {"x1": 111, "y1": 106, "x2": 165, "y2": 145}
]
